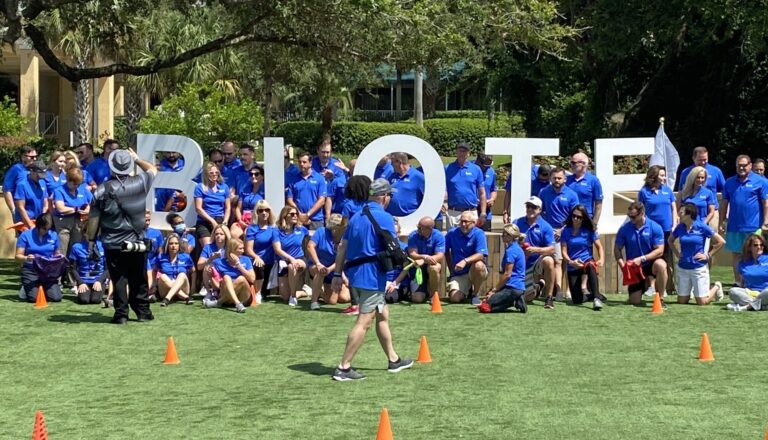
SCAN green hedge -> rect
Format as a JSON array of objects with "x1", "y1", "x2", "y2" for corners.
[
  {"x1": 271, "y1": 122, "x2": 324, "y2": 151},
  {"x1": 423, "y1": 118, "x2": 525, "y2": 155}
]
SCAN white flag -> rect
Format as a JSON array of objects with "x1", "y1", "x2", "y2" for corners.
[{"x1": 649, "y1": 122, "x2": 680, "y2": 190}]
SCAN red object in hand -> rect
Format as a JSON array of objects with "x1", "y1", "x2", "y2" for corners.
[
  {"x1": 175, "y1": 193, "x2": 188, "y2": 211},
  {"x1": 521, "y1": 242, "x2": 531, "y2": 251}
]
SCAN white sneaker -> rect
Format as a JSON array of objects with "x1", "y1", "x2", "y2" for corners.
[
  {"x1": 310, "y1": 302, "x2": 320, "y2": 310},
  {"x1": 644, "y1": 286, "x2": 656, "y2": 297},
  {"x1": 662, "y1": 291, "x2": 668, "y2": 299},
  {"x1": 593, "y1": 298, "x2": 603, "y2": 311},
  {"x1": 714, "y1": 282, "x2": 724, "y2": 302},
  {"x1": 471, "y1": 296, "x2": 481, "y2": 306},
  {"x1": 726, "y1": 303, "x2": 747, "y2": 312},
  {"x1": 288, "y1": 297, "x2": 298, "y2": 307},
  {"x1": 255, "y1": 293, "x2": 263, "y2": 304},
  {"x1": 202, "y1": 297, "x2": 219, "y2": 308},
  {"x1": 18, "y1": 287, "x2": 26, "y2": 300},
  {"x1": 199, "y1": 286, "x2": 208, "y2": 297}
]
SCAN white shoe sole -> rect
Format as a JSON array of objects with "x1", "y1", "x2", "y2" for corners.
[{"x1": 388, "y1": 360, "x2": 414, "y2": 373}]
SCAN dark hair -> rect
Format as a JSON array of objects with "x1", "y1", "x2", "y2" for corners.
[
  {"x1": 165, "y1": 212, "x2": 183, "y2": 226},
  {"x1": 644, "y1": 165, "x2": 666, "y2": 188},
  {"x1": 345, "y1": 175, "x2": 372, "y2": 202},
  {"x1": 239, "y1": 143, "x2": 255, "y2": 153},
  {"x1": 564, "y1": 204, "x2": 595, "y2": 232},
  {"x1": 103, "y1": 139, "x2": 119, "y2": 148},
  {"x1": 77, "y1": 143, "x2": 93, "y2": 152},
  {"x1": 208, "y1": 148, "x2": 223, "y2": 158},
  {"x1": 20, "y1": 145, "x2": 36, "y2": 158},
  {"x1": 692, "y1": 146, "x2": 708, "y2": 157},
  {"x1": 550, "y1": 166, "x2": 566, "y2": 177},
  {"x1": 681, "y1": 203, "x2": 698, "y2": 220},
  {"x1": 742, "y1": 234, "x2": 766, "y2": 262},
  {"x1": 251, "y1": 164, "x2": 264, "y2": 175},
  {"x1": 628, "y1": 201, "x2": 645, "y2": 214},
  {"x1": 297, "y1": 152, "x2": 312, "y2": 161},
  {"x1": 755, "y1": 158, "x2": 766, "y2": 167},
  {"x1": 36, "y1": 212, "x2": 53, "y2": 230}
]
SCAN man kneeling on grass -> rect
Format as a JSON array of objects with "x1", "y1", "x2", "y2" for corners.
[{"x1": 445, "y1": 210, "x2": 489, "y2": 305}]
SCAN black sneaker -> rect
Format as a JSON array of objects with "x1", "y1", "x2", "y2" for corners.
[
  {"x1": 332, "y1": 367, "x2": 365, "y2": 381},
  {"x1": 661, "y1": 300, "x2": 668, "y2": 310},
  {"x1": 515, "y1": 296, "x2": 528, "y2": 314},
  {"x1": 110, "y1": 316, "x2": 128, "y2": 325},
  {"x1": 544, "y1": 296, "x2": 554, "y2": 309},
  {"x1": 387, "y1": 357, "x2": 414, "y2": 373}
]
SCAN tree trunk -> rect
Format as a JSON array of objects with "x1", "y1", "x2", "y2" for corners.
[
  {"x1": 414, "y1": 66, "x2": 423, "y2": 127},
  {"x1": 395, "y1": 68, "x2": 402, "y2": 111},
  {"x1": 73, "y1": 57, "x2": 90, "y2": 144},
  {"x1": 263, "y1": 73, "x2": 273, "y2": 136},
  {"x1": 424, "y1": 66, "x2": 440, "y2": 118},
  {"x1": 124, "y1": 81, "x2": 144, "y2": 148},
  {"x1": 321, "y1": 104, "x2": 333, "y2": 136}
]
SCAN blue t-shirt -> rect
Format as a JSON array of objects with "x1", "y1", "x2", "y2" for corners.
[
  {"x1": 16, "y1": 228, "x2": 59, "y2": 268},
  {"x1": 44, "y1": 170, "x2": 66, "y2": 197},
  {"x1": 615, "y1": 218, "x2": 665, "y2": 264},
  {"x1": 722, "y1": 173, "x2": 768, "y2": 232},
  {"x1": 13, "y1": 177, "x2": 48, "y2": 221},
  {"x1": 566, "y1": 172, "x2": 603, "y2": 218},
  {"x1": 286, "y1": 171, "x2": 328, "y2": 222},
  {"x1": 477, "y1": 164, "x2": 497, "y2": 222},
  {"x1": 514, "y1": 216, "x2": 556, "y2": 267},
  {"x1": 445, "y1": 226, "x2": 488, "y2": 276},
  {"x1": 387, "y1": 167, "x2": 425, "y2": 217},
  {"x1": 538, "y1": 185, "x2": 579, "y2": 228},
  {"x1": 3, "y1": 162, "x2": 27, "y2": 198},
  {"x1": 501, "y1": 241, "x2": 526, "y2": 290},
  {"x1": 445, "y1": 161, "x2": 484, "y2": 209},
  {"x1": 155, "y1": 252, "x2": 194, "y2": 280},
  {"x1": 212, "y1": 255, "x2": 253, "y2": 279},
  {"x1": 53, "y1": 185, "x2": 93, "y2": 217},
  {"x1": 561, "y1": 226, "x2": 598, "y2": 271},
  {"x1": 310, "y1": 227, "x2": 337, "y2": 267},
  {"x1": 342, "y1": 199, "x2": 366, "y2": 219},
  {"x1": 407, "y1": 228, "x2": 446, "y2": 256},
  {"x1": 245, "y1": 224, "x2": 276, "y2": 264},
  {"x1": 193, "y1": 182, "x2": 230, "y2": 221},
  {"x1": 328, "y1": 173, "x2": 347, "y2": 214},
  {"x1": 739, "y1": 254, "x2": 768, "y2": 291},
  {"x1": 86, "y1": 157, "x2": 111, "y2": 184},
  {"x1": 375, "y1": 161, "x2": 394, "y2": 180},
  {"x1": 275, "y1": 226, "x2": 309, "y2": 259},
  {"x1": 343, "y1": 202, "x2": 396, "y2": 291},
  {"x1": 638, "y1": 185, "x2": 675, "y2": 232},
  {"x1": 672, "y1": 221, "x2": 714, "y2": 270},
  {"x1": 681, "y1": 186, "x2": 716, "y2": 221},
  {"x1": 68, "y1": 240, "x2": 106, "y2": 284}
]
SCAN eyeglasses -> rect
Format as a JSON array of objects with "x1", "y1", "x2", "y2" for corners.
[
  {"x1": 287, "y1": 212, "x2": 298, "y2": 217},
  {"x1": 222, "y1": 152, "x2": 235, "y2": 156},
  {"x1": 569, "y1": 161, "x2": 586, "y2": 166},
  {"x1": 251, "y1": 172, "x2": 261, "y2": 177},
  {"x1": 627, "y1": 212, "x2": 639, "y2": 219},
  {"x1": 257, "y1": 208, "x2": 270, "y2": 213},
  {"x1": 752, "y1": 243, "x2": 764, "y2": 248},
  {"x1": 737, "y1": 163, "x2": 750, "y2": 169},
  {"x1": 572, "y1": 214, "x2": 583, "y2": 220},
  {"x1": 213, "y1": 160, "x2": 223, "y2": 164},
  {"x1": 26, "y1": 155, "x2": 38, "y2": 160},
  {"x1": 525, "y1": 204, "x2": 539, "y2": 210}
]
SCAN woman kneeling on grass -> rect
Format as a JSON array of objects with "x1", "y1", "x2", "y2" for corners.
[
  {"x1": 561, "y1": 204, "x2": 607, "y2": 310},
  {"x1": 68, "y1": 220, "x2": 109, "y2": 305},
  {"x1": 206, "y1": 238, "x2": 255, "y2": 313},
  {"x1": 668, "y1": 203, "x2": 725, "y2": 305},
  {"x1": 479, "y1": 223, "x2": 530, "y2": 313},
  {"x1": 155, "y1": 233, "x2": 195, "y2": 306},
  {"x1": 727, "y1": 234, "x2": 768, "y2": 311}
]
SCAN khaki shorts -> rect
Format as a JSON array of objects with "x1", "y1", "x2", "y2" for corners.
[
  {"x1": 447, "y1": 264, "x2": 489, "y2": 294},
  {"x1": 351, "y1": 287, "x2": 385, "y2": 314}
]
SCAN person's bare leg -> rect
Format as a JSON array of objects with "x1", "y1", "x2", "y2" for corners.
[
  {"x1": 653, "y1": 260, "x2": 668, "y2": 294},
  {"x1": 222, "y1": 275, "x2": 240, "y2": 305},
  {"x1": 339, "y1": 311, "x2": 376, "y2": 369},
  {"x1": 542, "y1": 258, "x2": 556, "y2": 298},
  {"x1": 427, "y1": 263, "x2": 442, "y2": 296},
  {"x1": 374, "y1": 306, "x2": 398, "y2": 362},
  {"x1": 310, "y1": 267, "x2": 323, "y2": 304},
  {"x1": 469, "y1": 262, "x2": 488, "y2": 296}
]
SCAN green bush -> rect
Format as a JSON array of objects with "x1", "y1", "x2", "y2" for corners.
[
  {"x1": 423, "y1": 117, "x2": 526, "y2": 155},
  {"x1": 0, "y1": 97, "x2": 30, "y2": 137},
  {"x1": 271, "y1": 122, "x2": 324, "y2": 151},
  {"x1": 0, "y1": 137, "x2": 63, "y2": 183},
  {"x1": 330, "y1": 122, "x2": 429, "y2": 155}
]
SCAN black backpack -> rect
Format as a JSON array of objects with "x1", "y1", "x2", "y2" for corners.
[{"x1": 362, "y1": 206, "x2": 409, "y2": 271}]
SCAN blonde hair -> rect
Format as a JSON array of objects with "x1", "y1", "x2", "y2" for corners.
[
  {"x1": 211, "y1": 223, "x2": 232, "y2": 246},
  {"x1": 226, "y1": 237, "x2": 244, "y2": 256},
  {"x1": 254, "y1": 199, "x2": 276, "y2": 225},
  {"x1": 63, "y1": 150, "x2": 81, "y2": 169},
  {"x1": 202, "y1": 161, "x2": 223, "y2": 188},
  {"x1": 680, "y1": 166, "x2": 707, "y2": 201},
  {"x1": 502, "y1": 223, "x2": 526, "y2": 245},
  {"x1": 49, "y1": 150, "x2": 66, "y2": 169},
  {"x1": 277, "y1": 205, "x2": 298, "y2": 231}
]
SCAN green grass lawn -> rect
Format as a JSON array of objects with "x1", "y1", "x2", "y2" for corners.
[{"x1": 1, "y1": 262, "x2": 767, "y2": 439}]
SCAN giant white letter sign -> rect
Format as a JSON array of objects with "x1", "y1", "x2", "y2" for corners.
[
  {"x1": 594, "y1": 137, "x2": 654, "y2": 233},
  {"x1": 138, "y1": 134, "x2": 204, "y2": 229},
  {"x1": 262, "y1": 137, "x2": 286, "y2": 217},
  {"x1": 355, "y1": 134, "x2": 445, "y2": 233},
  {"x1": 485, "y1": 138, "x2": 560, "y2": 221}
]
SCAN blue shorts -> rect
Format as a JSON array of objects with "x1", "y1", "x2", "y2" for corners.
[{"x1": 726, "y1": 231, "x2": 751, "y2": 253}]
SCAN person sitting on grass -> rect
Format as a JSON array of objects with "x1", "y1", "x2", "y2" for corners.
[
  {"x1": 383, "y1": 217, "x2": 411, "y2": 303},
  {"x1": 404, "y1": 216, "x2": 445, "y2": 304},
  {"x1": 561, "y1": 204, "x2": 607, "y2": 310},
  {"x1": 155, "y1": 233, "x2": 195, "y2": 307},
  {"x1": 307, "y1": 213, "x2": 350, "y2": 310},
  {"x1": 726, "y1": 234, "x2": 768, "y2": 311},
  {"x1": 197, "y1": 223, "x2": 231, "y2": 298},
  {"x1": 68, "y1": 220, "x2": 109, "y2": 305},
  {"x1": 273, "y1": 205, "x2": 309, "y2": 307},
  {"x1": 480, "y1": 223, "x2": 533, "y2": 313},
  {"x1": 445, "y1": 210, "x2": 489, "y2": 305},
  {"x1": 205, "y1": 238, "x2": 256, "y2": 313},
  {"x1": 668, "y1": 203, "x2": 725, "y2": 306},
  {"x1": 244, "y1": 200, "x2": 277, "y2": 303},
  {"x1": 15, "y1": 212, "x2": 63, "y2": 302},
  {"x1": 514, "y1": 196, "x2": 557, "y2": 309}
]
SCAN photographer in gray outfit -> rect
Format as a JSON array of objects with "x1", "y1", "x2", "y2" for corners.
[{"x1": 86, "y1": 148, "x2": 157, "y2": 324}]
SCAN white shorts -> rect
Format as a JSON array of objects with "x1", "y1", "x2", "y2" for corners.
[
  {"x1": 447, "y1": 265, "x2": 489, "y2": 295},
  {"x1": 676, "y1": 265, "x2": 710, "y2": 298}
]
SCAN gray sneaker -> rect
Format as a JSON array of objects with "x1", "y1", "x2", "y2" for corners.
[
  {"x1": 332, "y1": 367, "x2": 365, "y2": 381},
  {"x1": 387, "y1": 357, "x2": 414, "y2": 373},
  {"x1": 593, "y1": 297, "x2": 603, "y2": 311},
  {"x1": 202, "y1": 295, "x2": 219, "y2": 308},
  {"x1": 235, "y1": 303, "x2": 247, "y2": 313}
]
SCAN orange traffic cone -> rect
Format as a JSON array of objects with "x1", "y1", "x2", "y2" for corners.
[
  {"x1": 699, "y1": 333, "x2": 714, "y2": 361},
  {"x1": 249, "y1": 285, "x2": 258, "y2": 308},
  {"x1": 34, "y1": 286, "x2": 48, "y2": 309},
  {"x1": 651, "y1": 292, "x2": 663, "y2": 314},
  {"x1": 417, "y1": 335, "x2": 432, "y2": 363},
  {"x1": 430, "y1": 292, "x2": 443, "y2": 314},
  {"x1": 164, "y1": 337, "x2": 180, "y2": 365},
  {"x1": 375, "y1": 408, "x2": 393, "y2": 440},
  {"x1": 31, "y1": 410, "x2": 48, "y2": 440}
]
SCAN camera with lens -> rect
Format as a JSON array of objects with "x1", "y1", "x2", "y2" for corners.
[{"x1": 122, "y1": 238, "x2": 152, "y2": 253}]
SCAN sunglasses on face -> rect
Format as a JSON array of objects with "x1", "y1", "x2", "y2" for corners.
[
  {"x1": 257, "y1": 208, "x2": 270, "y2": 213},
  {"x1": 251, "y1": 172, "x2": 261, "y2": 177},
  {"x1": 572, "y1": 214, "x2": 583, "y2": 220},
  {"x1": 570, "y1": 161, "x2": 585, "y2": 166},
  {"x1": 752, "y1": 243, "x2": 764, "y2": 248},
  {"x1": 213, "y1": 160, "x2": 223, "y2": 164},
  {"x1": 287, "y1": 212, "x2": 298, "y2": 217}
]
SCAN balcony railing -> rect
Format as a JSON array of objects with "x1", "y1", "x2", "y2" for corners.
[{"x1": 39, "y1": 112, "x2": 58, "y2": 136}]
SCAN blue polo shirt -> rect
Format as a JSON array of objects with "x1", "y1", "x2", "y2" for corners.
[
  {"x1": 387, "y1": 167, "x2": 425, "y2": 217},
  {"x1": 221, "y1": 158, "x2": 242, "y2": 185},
  {"x1": 561, "y1": 226, "x2": 598, "y2": 271},
  {"x1": 231, "y1": 163, "x2": 258, "y2": 196},
  {"x1": 285, "y1": 164, "x2": 300, "y2": 185},
  {"x1": 245, "y1": 224, "x2": 276, "y2": 264},
  {"x1": 328, "y1": 173, "x2": 347, "y2": 214},
  {"x1": 86, "y1": 157, "x2": 111, "y2": 184},
  {"x1": 375, "y1": 161, "x2": 394, "y2": 180},
  {"x1": 723, "y1": 173, "x2": 768, "y2": 232},
  {"x1": 53, "y1": 185, "x2": 93, "y2": 217},
  {"x1": 310, "y1": 226, "x2": 337, "y2": 266},
  {"x1": 3, "y1": 162, "x2": 27, "y2": 197},
  {"x1": 160, "y1": 157, "x2": 185, "y2": 172},
  {"x1": 155, "y1": 252, "x2": 194, "y2": 280},
  {"x1": 200, "y1": 242, "x2": 224, "y2": 261},
  {"x1": 566, "y1": 172, "x2": 603, "y2": 218},
  {"x1": 342, "y1": 199, "x2": 366, "y2": 219},
  {"x1": 407, "y1": 228, "x2": 446, "y2": 256},
  {"x1": 193, "y1": 182, "x2": 230, "y2": 221},
  {"x1": 638, "y1": 185, "x2": 675, "y2": 232},
  {"x1": 145, "y1": 227, "x2": 164, "y2": 267},
  {"x1": 155, "y1": 157, "x2": 185, "y2": 211},
  {"x1": 672, "y1": 220, "x2": 714, "y2": 270},
  {"x1": 514, "y1": 216, "x2": 555, "y2": 267},
  {"x1": 681, "y1": 186, "x2": 716, "y2": 221},
  {"x1": 445, "y1": 161, "x2": 484, "y2": 210},
  {"x1": 615, "y1": 218, "x2": 665, "y2": 264},
  {"x1": 287, "y1": 171, "x2": 327, "y2": 222},
  {"x1": 739, "y1": 254, "x2": 768, "y2": 291},
  {"x1": 343, "y1": 201, "x2": 396, "y2": 291},
  {"x1": 13, "y1": 177, "x2": 48, "y2": 221},
  {"x1": 679, "y1": 163, "x2": 726, "y2": 198},
  {"x1": 179, "y1": 232, "x2": 196, "y2": 253},
  {"x1": 212, "y1": 255, "x2": 253, "y2": 279},
  {"x1": 16, "y1": 228, "x2": 59, "y2": 268},
  {"x1": 69, "y1": 239, "x2": 106, "y2": 284},
  {"x1": 275, "y1": 226, "x2": 308, "y2": 259},
  {"x1": 445, "y1": 226, "x2": 488, "y2": 276},
  {"x1": 311, "y1": 156, "x2": 346, "y2": 180},
  {"x1": 44, "y1": 170, "x2": 66, "y2": 196},
  {"x1": 538, "y1": 185, "x2": 579, "y2": 228},
  {"x1": 502, "y1": 241, "x2": 526, "y2": 290},
  {"x1": 240, "y1": 189, "x2": 265, "y2": 212},
  {"x1": 477, "y1": 164, "x2": 497, "y2": 222},
  {"x1": 504, "y1": 174, "x2": 549, "y2": 197}
]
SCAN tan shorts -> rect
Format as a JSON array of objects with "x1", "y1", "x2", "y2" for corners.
[{"x1": 447, "y1": 265, "x2": 489, "y2": 294}]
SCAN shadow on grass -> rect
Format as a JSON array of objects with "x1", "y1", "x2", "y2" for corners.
[
  {"x1": 287, "y1": 362, "x2": 335, "y2": 376},
  {"x1": 0, "y1": 293, "x2": 25, "y2": 302},
  {"x1": 48, "y1": 311, "x2": 113, "y2": 324}
]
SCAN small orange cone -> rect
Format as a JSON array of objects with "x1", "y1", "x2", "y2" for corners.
[
  {"x1": 651, "y1": 292, "x2": 663, "y2": 314},
  {"x1": 416, "y1": 335, "x2": 432, "y2": 363},
  {"x1": 430, "y1": 292, "x2": 443, "y2": 314},
  {"x1": 31, "y1": 410, "x2": 48, "y2": 440},
  {"x1": 164, "y1": 337, "x2": 180, "y2": 365},
  {"x1": 249, "y1": 285, "x2": 258, "y2": 308},
  {"x1": 375, "y1": 408, "x2": 393, "y2": 440},
  {"x1": 699, "y1": 333, "x2": 714, "y2": 361},
  {"x1": 34, "y1": 286, "x2": 48, "y2": 309}
]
